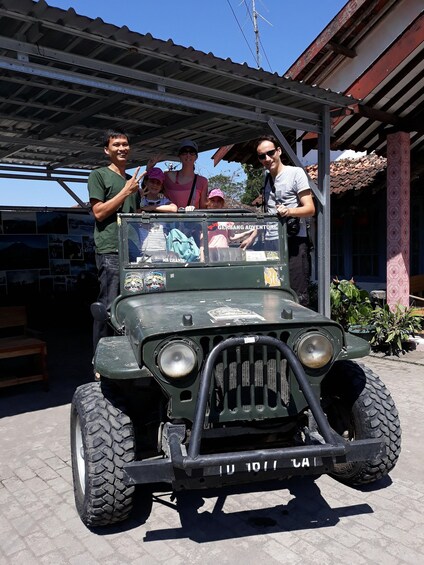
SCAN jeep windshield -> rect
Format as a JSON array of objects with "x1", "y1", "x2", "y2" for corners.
[{"x1": 120, "y1": 213, "x2": 283, "y2": 267}]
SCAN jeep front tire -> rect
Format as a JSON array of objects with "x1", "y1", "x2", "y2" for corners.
[
  {"x1": 70, "y1": 382, "x2": 136, "y2": 526},
  {"x1": 322, "y1": 360, "x2": 401, "y2": 485}
]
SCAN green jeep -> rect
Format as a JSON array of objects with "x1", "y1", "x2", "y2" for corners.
[{"x1": 70, "y1": 210, "x2": 401, "y2": 527}]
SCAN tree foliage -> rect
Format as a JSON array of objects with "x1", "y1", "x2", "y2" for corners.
[
  {"x1": 207, "y1": 164, "x2": 264, "y2": 207},
  {"x1": 207, "y1": 171, "x2": 244, "y2": 202},
  {"x1": 240, "y1": 164, "x2": 264, "y2": 206}
]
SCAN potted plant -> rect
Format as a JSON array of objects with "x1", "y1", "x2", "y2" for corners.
[
  {"x1": 330, "y1": 278, "x2": 374, "y2": 339},
  {"x1": 370, "y1": 304, "x2": 422, "y2": 356},
  {"x1": 330, "y1": 278, "x2": 422, "y2": 354}
]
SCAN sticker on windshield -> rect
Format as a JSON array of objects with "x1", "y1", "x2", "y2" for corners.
[
  {"x1": 245, "y1": 250, "x2": 267, "y2": 261},
  {"x1": 124, "y1": 272, "x2": 144, "y2": 292},
  {"x1": 264, "y1": 267, "x2": 281, "y2": 287},
  {"x1": 144, "y1": 271, "x2": 166, "y2": 292},
  {"x1": 218, "y1": 222, "x2": 270, "y2": 231},
  {"x1": 208, "y1": 306, "x2": 265, "y2": 323},
  {"x1": 265, "y1": 251, "x2": 279, "y2": 261}
]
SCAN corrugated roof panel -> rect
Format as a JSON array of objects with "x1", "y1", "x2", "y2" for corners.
[{"x1": 0, "y1": 0, "x2": 355, "y2": 172}]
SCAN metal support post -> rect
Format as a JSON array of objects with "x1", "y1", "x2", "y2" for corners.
[{"x1": 317, "y1": 106, "x2": 331, "y2": 317}]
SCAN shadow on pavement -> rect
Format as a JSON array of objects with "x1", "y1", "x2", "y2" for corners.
[
  {"x1": 353, "y1": 474, "x2": 393, "y2": 491},
  {"x1": 92, "y1": 476, "x2": 373, "y2": 540},
  {"x1": 142, "y1": 477, "x2": 373, "y2": 542}
]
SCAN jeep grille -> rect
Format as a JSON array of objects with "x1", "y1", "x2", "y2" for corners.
[{"x1": 206, "y1": 341, "x2": 290, "y2": 422}]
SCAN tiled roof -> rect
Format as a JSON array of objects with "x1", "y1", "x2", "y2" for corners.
[{"x1": 306, "y1": 153, "x2": 387, "y2": 195}]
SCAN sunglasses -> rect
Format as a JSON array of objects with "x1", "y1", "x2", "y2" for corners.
[
  {"x1": 179, "y1": 149, "x2": 197, "y2": 155},
  {"x1": 257, "y1": 148, "x2": 277, "y2": 160}
]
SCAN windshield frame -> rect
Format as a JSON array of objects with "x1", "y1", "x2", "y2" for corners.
[{"x1": 118, "y1": 211, "x2": 285, "y2": 269}]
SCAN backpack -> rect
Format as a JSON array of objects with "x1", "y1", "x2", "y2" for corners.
[{"x1": 166, "y1": 228, "x2": 200, "y2": 262}]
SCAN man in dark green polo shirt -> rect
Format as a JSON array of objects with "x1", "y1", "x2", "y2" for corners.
[{"x1": 88, "y1": 129, "x2": 144, "y2": 352}]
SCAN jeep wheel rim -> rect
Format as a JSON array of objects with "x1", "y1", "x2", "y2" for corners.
[{"x1": 74, "y1": 415, "x2": 86, "y2": 494}]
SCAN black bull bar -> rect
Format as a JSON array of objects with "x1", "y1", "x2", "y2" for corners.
[{"x1": 124, "y1": 336, "x2": 383, "y2": 486}]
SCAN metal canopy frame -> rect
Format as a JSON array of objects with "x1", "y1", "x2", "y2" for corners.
[{"x1": 0, "y1": 0, "x2": 357, "y2": 316}]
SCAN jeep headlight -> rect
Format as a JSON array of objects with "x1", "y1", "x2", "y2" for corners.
[
  {"x1": 157, "y1": 340, "x2": 197, "y2": 378},
  {"x1": 296, "y1": 332, "x2": 333, "y2": 369}
]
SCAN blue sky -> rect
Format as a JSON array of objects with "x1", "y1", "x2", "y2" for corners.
[{"x1": 1, "y1": 0, "x2": 347, "y2": 207}]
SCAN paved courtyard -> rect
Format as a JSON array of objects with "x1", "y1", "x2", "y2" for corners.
[{"x1": 1, "y1": 332, "x2": 423, "y2": 564}]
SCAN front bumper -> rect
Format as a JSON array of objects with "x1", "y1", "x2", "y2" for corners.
[{"x1": 123, "y1": 336, "x2": 383, "y2": 488}]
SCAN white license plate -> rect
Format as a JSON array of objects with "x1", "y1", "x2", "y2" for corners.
[{"x1": 218, "y1": 457, "x2": 317, "y2": 476}]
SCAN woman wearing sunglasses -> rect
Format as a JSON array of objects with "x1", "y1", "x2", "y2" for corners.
[
  {"x1": 244, "y1": 134, "x2": 315, "y2": 307},
  {"x1": 147, "y1": 139, "x2": 208, "y2": 210}
]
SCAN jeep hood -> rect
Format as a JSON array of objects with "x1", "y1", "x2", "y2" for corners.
[{"x1": 114, "y1": 289, "x2": 332, "y2": 341}]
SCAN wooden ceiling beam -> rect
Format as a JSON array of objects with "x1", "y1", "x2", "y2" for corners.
[
  {"x1": 345, "y1": 13, "x2": 423, "y2": 100},
  {"x1": 328, "y1": 41, "x2": 357, "y2": 59}
]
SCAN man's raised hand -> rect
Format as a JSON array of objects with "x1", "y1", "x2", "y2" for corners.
[{"x1": 125, "y1": 167, "x2": 145, "y2": 194}]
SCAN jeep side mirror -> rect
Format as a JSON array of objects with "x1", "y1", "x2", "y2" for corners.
[{"x1": 90, "y1": 302, "x2": 109, "y2": 322}]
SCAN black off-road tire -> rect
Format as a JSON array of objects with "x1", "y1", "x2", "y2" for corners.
[
  {"x1": 70, "y1": 381, "x2": 136, "y2": 527},
  {"x1": 322, "y1": 360, "x2": 401, "y2": 486}
]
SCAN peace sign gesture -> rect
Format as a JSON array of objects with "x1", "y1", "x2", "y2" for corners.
[{"x1": 124, "y1": 167, "x2": 146, "y2": 195}]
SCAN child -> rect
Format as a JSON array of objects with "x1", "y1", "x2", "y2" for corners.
[
  {"x1": 198, "y1": 188, "x2": 229, "y2": 261},
  {"x1": 207, "y1": 187, "x2": 226, "y2": 210},
  {"x1": 206, "y1": 188, "x2": 229, "y2": 248},
  {"x1": 206, "y1": 188, "x2": 256, "y2": 250},
  {"x1": 137, "y1": 168, "x2": 177, "y2": 259},
  {"x1": 139, "y1": 168, "x2": 178, "y2": 212}
]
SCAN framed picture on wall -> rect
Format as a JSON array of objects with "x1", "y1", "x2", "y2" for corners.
[
  {"x1": 68, "y1": 213, "x2": 94, "y2": 235},
  {"x1": 63, "y1": 236, "x2": 83, "y2": 260},
  {"x1": 37, "y1": 212, "x2": 68, "y2": 234},
  {"x1": 0, "y1": 234, "x2": 49, "y2": 269},
  {"x1": 2, "y1": 211, "x2": 37, "y2": 234}
]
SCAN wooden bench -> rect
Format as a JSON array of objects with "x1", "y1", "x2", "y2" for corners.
[{"x1": 0, "y1": 306, "x2": 48, "y2": 389}]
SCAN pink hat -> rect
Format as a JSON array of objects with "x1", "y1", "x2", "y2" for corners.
[
  {"x1": 146, "y1": 167, "x2": 165, "y2": 183},
  {"x1": 208, "y1": 188, "x2": 225, "y2": 200}
]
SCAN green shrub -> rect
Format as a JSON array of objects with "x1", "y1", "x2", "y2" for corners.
[
  {"x1": 370, "y1": 304, "x2": 422, "y2": 356},
  {"x1": 330, "y1": 278, "x2": 373, "y2": 330},
  {"x1": 330, "y1": 278, "x2": 420, "y2": 356}
]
